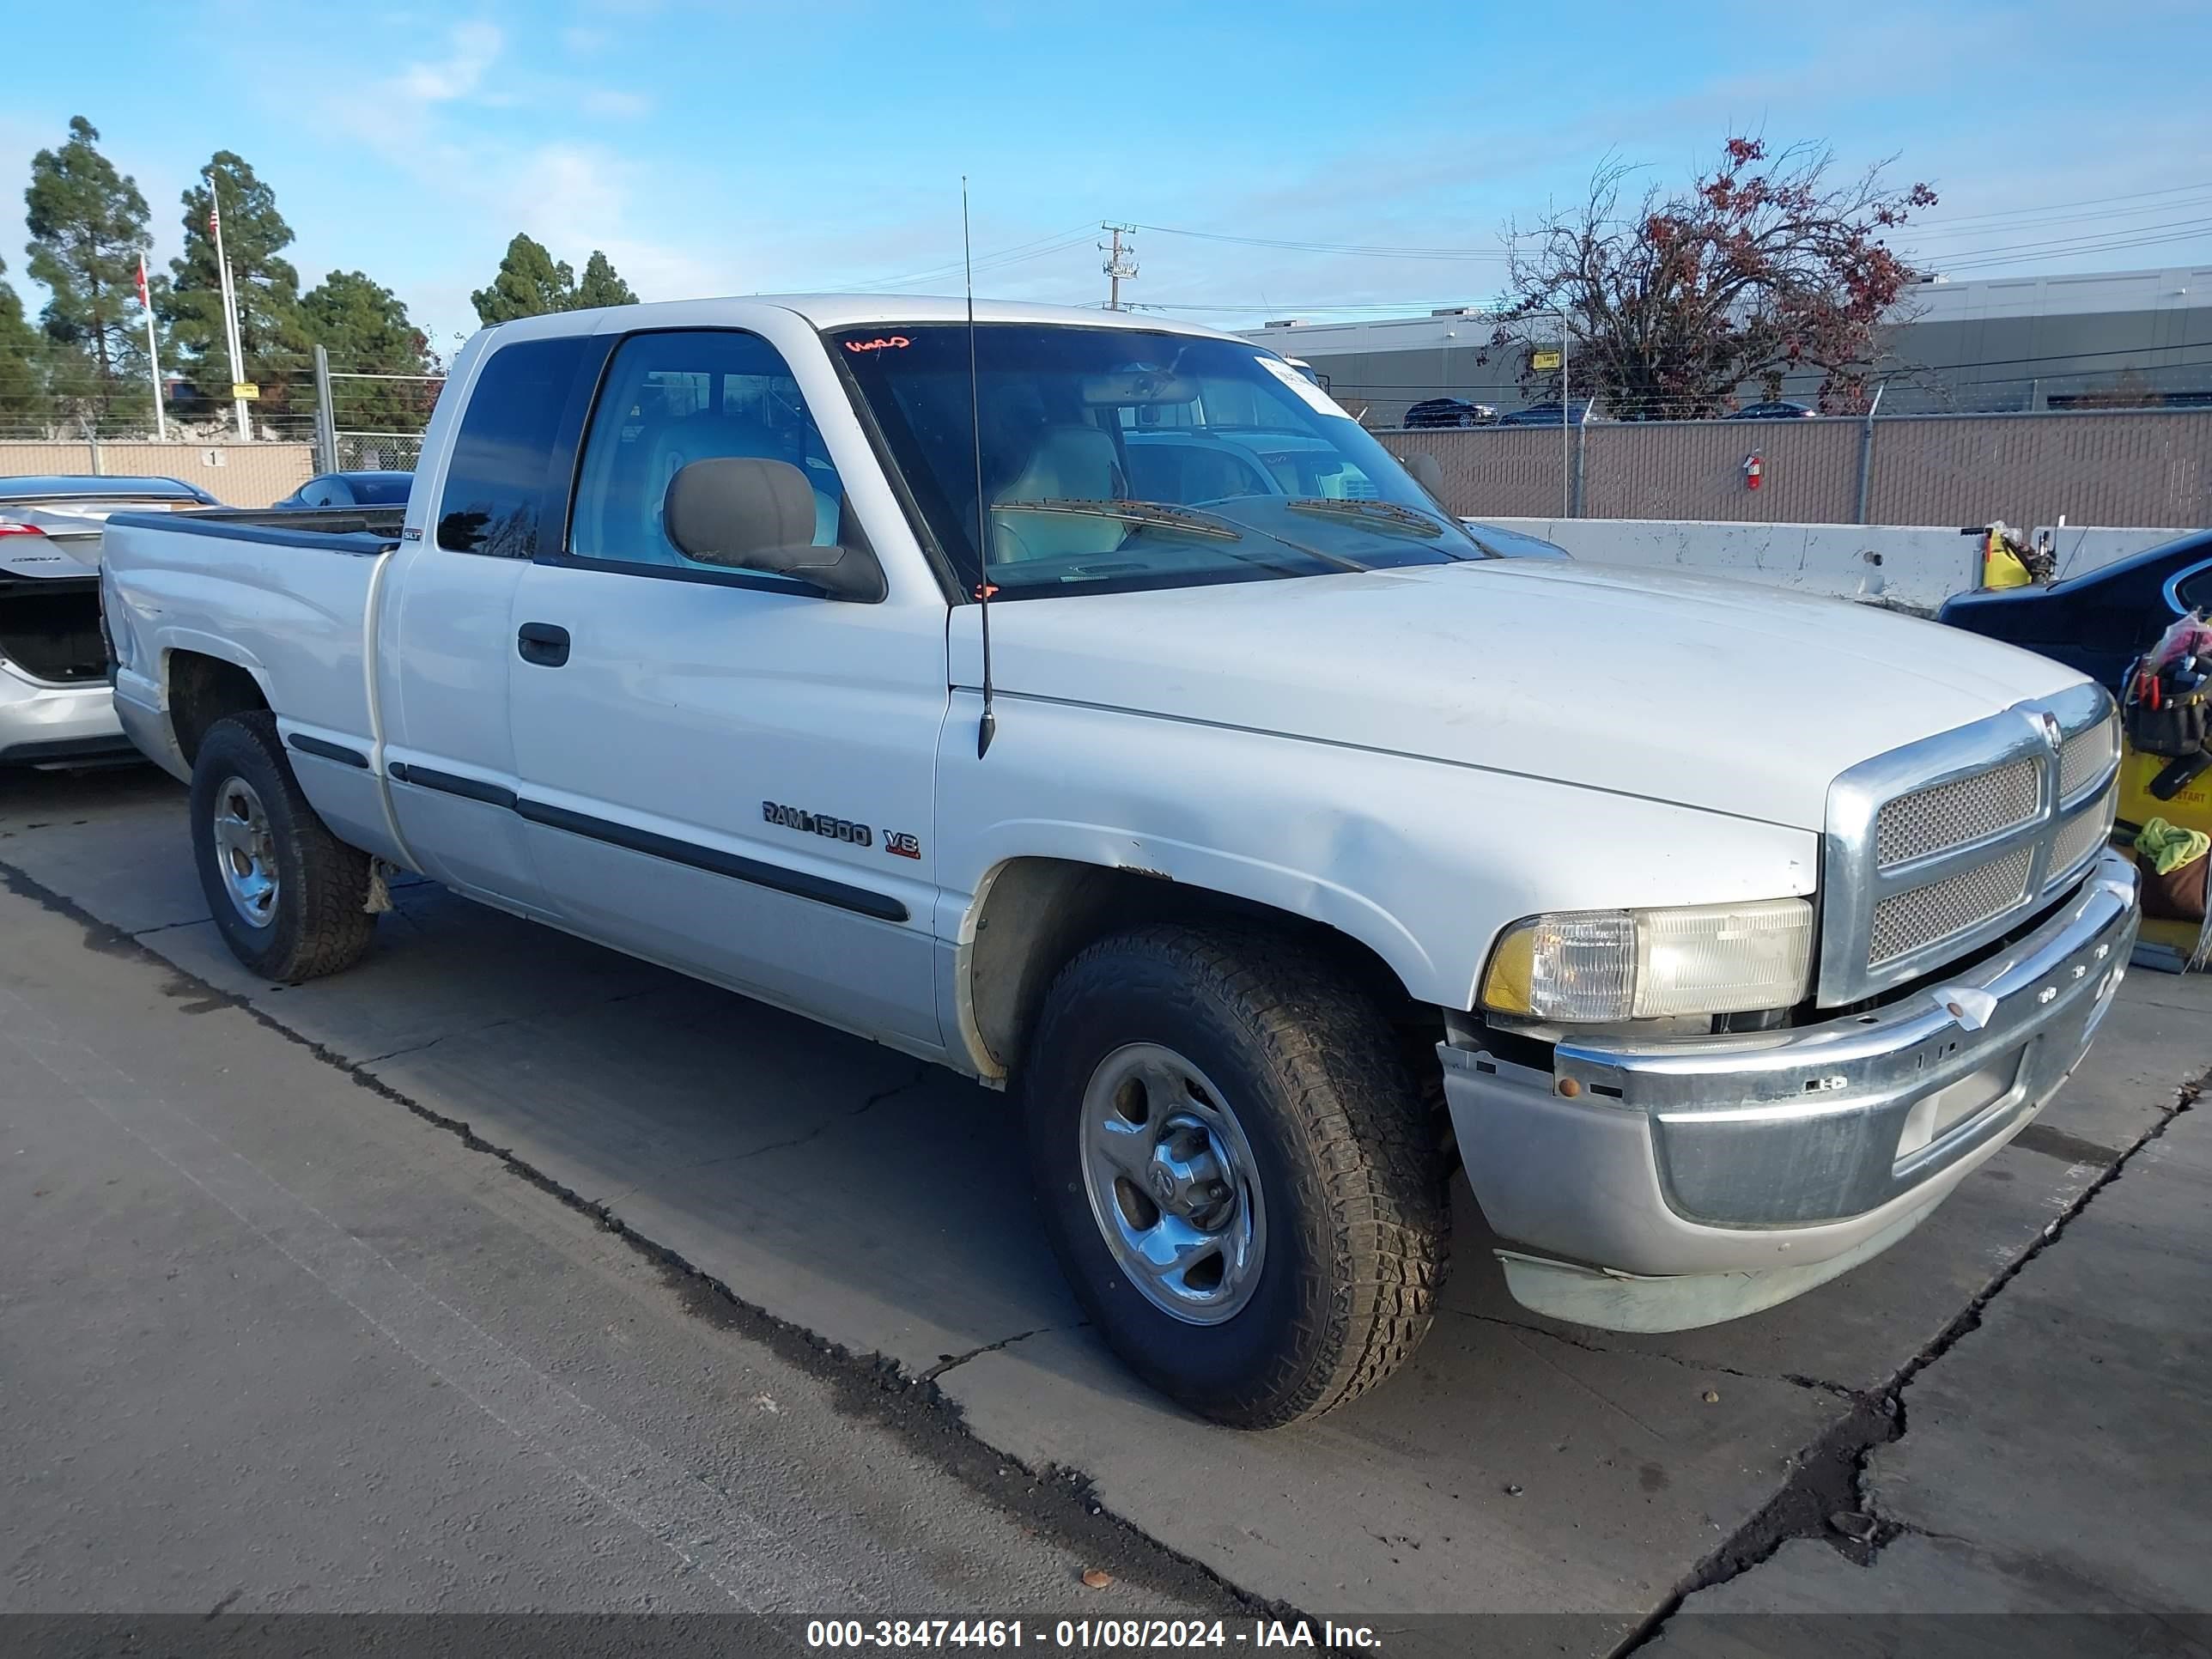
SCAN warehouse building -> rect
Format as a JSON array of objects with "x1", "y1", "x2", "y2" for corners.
[{"x1": 1241, "y1": 265, "x2": 2212, "y2": 427}]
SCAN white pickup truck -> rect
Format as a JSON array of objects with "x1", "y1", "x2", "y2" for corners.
[{"x1": 102, "y1": 297, "x2": 2138, "y2": 1428}]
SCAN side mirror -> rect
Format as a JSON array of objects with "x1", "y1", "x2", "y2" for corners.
[
  {"x1": 1404, "y1": 451, "x2": 1450, "y2": 512},
  {"x1": 664, "y1": 457, "x2": 886, "y2": 602}
]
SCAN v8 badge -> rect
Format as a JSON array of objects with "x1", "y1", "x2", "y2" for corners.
[{"x1": 884, "y1": 831, "x2": 922, "y2": 860}]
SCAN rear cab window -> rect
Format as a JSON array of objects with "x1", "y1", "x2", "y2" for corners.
[{"x1": 436, "y1": 336, "x2": 593, "y2": 556}]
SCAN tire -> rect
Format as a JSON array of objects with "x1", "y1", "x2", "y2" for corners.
[
  {"x1": 1021, "y1": 923, "x2": 1449, "y2": 1428},
  {"x1": 190, "y1": 711, "x2": 377, "y2": 982}
]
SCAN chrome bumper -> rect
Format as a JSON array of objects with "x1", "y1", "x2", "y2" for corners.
[{"x1": 1443, "y1": 852, "x2": 2139, "y2": 1330}]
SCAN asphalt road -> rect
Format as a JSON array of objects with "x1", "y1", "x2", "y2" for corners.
[{"x1": 2, "y1": 764, "x2": 2206, "y2": 1653}]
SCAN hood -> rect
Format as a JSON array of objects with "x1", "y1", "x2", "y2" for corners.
[{"x1": 970, "y1": 558, "x2": 2089, "y2": 829}]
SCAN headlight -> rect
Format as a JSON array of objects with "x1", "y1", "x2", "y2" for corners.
[{"x1": 1479, "y1": 898, "x2": 1814, "y2": 1022}]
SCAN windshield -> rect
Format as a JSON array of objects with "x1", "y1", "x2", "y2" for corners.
[{"x1": 830, "y1": 324, "x2": 1486, "y2": 599}]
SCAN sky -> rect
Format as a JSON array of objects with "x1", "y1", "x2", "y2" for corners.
[{"x1": 4, "y1": 0, "x2": 2211, "y2": 358}]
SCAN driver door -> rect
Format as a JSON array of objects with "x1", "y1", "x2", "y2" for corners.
[{"x1": 506, "y1": 326, "x2": 948, "y2": 1048}]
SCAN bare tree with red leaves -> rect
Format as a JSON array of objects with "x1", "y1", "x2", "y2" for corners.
[{"x1": 1500, "y1": 137, "x2": 1936, "y2": 419}]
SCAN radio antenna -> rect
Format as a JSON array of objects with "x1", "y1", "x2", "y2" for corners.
[{"x1": 964, "y1": 177, "x2": 997, "y2": 759}]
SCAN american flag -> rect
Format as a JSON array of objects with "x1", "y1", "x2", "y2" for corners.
[
  {"x1": 207, "y1": 196, "x2": 219, "y2": 236},
  {"x1": 136, "y1": 255, "x2": 150, "y2": 310}
]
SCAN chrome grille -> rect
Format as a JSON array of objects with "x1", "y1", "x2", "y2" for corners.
[
  {"x1": 1875, "y1": 759, "x2": 2039, "y2": 868},
  {"x1": 2046, "y1": 789, "x2": 2118, "y2": 889},
  {"x1": 1821, "y1": 686, "x2": 2118, "y2": 1002},
  {"x1": 2057, "y1": 719, "x2": 2118, "y2": 803},
  {"x1": 1869, "y1": 847, "x2": 2035, "y2": 966}
]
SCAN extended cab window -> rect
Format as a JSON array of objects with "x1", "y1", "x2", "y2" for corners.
[
  {"x1": 435, "y1": 335, "x2": 592, "y2": 556},
  {"x1": 568, "y1": 331, "x2": 846, "y2": 576}
]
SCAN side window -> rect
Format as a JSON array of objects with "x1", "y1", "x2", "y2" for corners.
[
  {"x1": 2177, "y1": 562, "x2": 2212, "y2": 614},
  {"x1": 568, "y1": 330, "x2": 846, "y2": 574},
  {"x1": 435, "y1": 335, "x2": 592, "y2": 556}
]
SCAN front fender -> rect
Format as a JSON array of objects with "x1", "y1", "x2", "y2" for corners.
[{"x1": 933, "y1": 691, "x2": 1820, "y2": 1014}]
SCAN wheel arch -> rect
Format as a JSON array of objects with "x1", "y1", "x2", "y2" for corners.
[
  {"x1": 955, "y1": 854, "x2": 1435, "y2": 1082},
  {"x1": 165, "y1": 647, "x2": 272, "y2": 769}
]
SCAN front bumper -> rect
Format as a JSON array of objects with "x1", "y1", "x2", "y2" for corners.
[
  {"x1": 1443, "y1": 851, "x2": 2139, "y2": 1331},
  {"x1": 0, "y1": 660, "x2": 128, "y2": 766}
]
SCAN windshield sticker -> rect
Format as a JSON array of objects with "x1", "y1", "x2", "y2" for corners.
[
  {"x1": 844, "y1": 335, "x2": 911, "y2": 354},
  {"x1": 1255, "y1": 354, "x2": 1349, "y2": 418}
]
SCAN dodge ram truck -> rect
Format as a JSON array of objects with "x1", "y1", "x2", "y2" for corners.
[{"x1": 100, "y1": 297, "x2": 2139, "y2": 1427}]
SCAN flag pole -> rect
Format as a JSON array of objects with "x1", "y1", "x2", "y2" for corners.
[
  {"x1": 137, "y1": 256, "x2": 167, "y2": 442},
  {"x1": 209, "y1": 183, "x2": 249, "y2": 439}
]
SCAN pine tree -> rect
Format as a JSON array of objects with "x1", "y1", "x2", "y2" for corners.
[
  {"x1": 471, "y1": 234, "x2": 575, "y2": 325},
  {"x1": 0, "y1": 255, "x2": 51, "y2": 431},
  {"x1": 572, "y1": 250, "x2": 639, "y2": 310},
  {"x1": 299, "y1": 270, "x2": 440, "y2": 432},
  {"x1": 22, "y1": 116, "x2": 155, "y2": 427},
  {"x1": 162, "y1": 152, "x2": 307, "y2": 416}
]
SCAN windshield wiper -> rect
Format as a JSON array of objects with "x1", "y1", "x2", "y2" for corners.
[
  {"x1": 1283, "y1": 498, "x2": 1446, "y2": 538},
  {"x1": 992, "y1": 499, "x2": 1242, "y2": 540}
]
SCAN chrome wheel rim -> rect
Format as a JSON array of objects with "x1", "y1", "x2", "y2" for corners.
[
  {"x1": 1078, "y1": 1042, "x2": 1266, "y2": 1325},
  {"x1": 210, "y1": 775, "x2": 279, "y2": 930}
]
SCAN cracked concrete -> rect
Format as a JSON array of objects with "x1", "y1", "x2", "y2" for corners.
[
  {"x1": 923, "y1": 1323, "x2": 1078, "y2": 1382},
  {"x1": 1443, "y1": 1308, "x2": 1859, "y2": 1401},
  {"x1": 1651, "y1": 1073, "x2": 2211, "y2": 1645}
]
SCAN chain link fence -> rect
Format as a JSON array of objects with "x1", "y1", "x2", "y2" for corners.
[
  {"x1": 0, "y1": 344, "x2": 444, "y2": 483},
  {"x1": 1381, "y1": 404, "x2": 2212, "y2": 529}
]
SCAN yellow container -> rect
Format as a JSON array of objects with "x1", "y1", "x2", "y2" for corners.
[
  {"x1": 2117, "y1": 742, "x2": 2212, "y2": 969},
  {"x1": 2117, "y1": 744, "x2": 2212, "y2": 839}
]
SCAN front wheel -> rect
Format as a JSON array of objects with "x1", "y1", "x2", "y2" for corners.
[
  {"x1": 190, "y1": 711, "x2": 378, "y2": 982},
  {"x1": 1022, "y1": 925, "x2": 1449, "y2": 1428}
]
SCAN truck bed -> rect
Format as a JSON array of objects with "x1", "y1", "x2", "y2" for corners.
[
  {"x1": 108, "y1": 503, "x2": 407, "y2": 556},
  {"x1": 100, "y1": 506, "x2": 405, "y2": 763}
]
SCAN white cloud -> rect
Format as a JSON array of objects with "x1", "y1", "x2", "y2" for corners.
[{"x1": 398, "y1": 21, "x2": 503, "y2": 104}]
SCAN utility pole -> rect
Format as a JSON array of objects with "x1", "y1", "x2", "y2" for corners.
[
  {"x1": 137, "y1": 255, "x2": 167, "y2": 441},
  {"x1": 1100, "y1": 223, "x2": 1137, "y2": 311}
]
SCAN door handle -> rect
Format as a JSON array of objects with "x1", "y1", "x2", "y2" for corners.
[{"x1": 517, "y1": 623, "x2": 570, "y2": 667}]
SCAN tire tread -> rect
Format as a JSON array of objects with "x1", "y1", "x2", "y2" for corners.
[
  {"x1": 1029, "y1": 922, "x2": 1449, "y2": 1428},
  {"x1": 191, "y1": 711, "x2": 376, "y2": 983}
]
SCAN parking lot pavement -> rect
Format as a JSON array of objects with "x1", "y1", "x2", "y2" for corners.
[
  {"x1": 3, "y1": 765, "x2": 2207, "y2": 1647},
  {"x1": 0, "y1": 835, "x2": 1231, "y2": 1623},
  {"x1": 1653, "y1": 1074, "x2": 2212, "y2": 1655}
]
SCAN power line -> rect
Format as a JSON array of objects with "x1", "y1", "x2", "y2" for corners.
[
  {"x1": 1135, "y1": 224, "x2": 1511, "y2": 262},
  {"x1": 827, "y1": 222, "x2": 1097, "y2": 293},
  {"x1": 1909, "y1": 179, "x2": 2212, "y2": 230}
]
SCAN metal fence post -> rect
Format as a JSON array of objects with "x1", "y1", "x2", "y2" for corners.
[
  {"x1": 313, "y1": 344, "x2": 339, "y2": 475},
  {"x1": 1571, "y1": 410, "x2": 1588, "y2": 518},
  {"x1": 1854, "y1": 384, "x2": 1885, "y2": 526},
  {"x1": 85, "y1": 428, "x2": 102, "y2": 476}
]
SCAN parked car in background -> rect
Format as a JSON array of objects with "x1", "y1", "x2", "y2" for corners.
[
  {"x1": 1726, "y1": 401, "x2": 1818, "y2": 420},
  {"x1": 1939, "y1": 528, "x2": 2212, "y2": 693},
  {"x1": 273, "y1": 471, "x2": 417, "y2": 509},
  {"x1": 1497, "y1": 401, "x2": 1601, "y2": 427},
  {"x1": 1404, "y1": 398, "x2": 1496, "y2": 428},
  {"x1": 0, "y1": 476, "x2": 217, "y2": 766}
]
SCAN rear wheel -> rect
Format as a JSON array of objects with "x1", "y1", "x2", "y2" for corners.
[
  {"x1": 1022, "y1": 924, "x2": 1449, "y2": 1428},
  {"x1": 190, "y1": 711, "x2": 377, "y2": 982}
]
